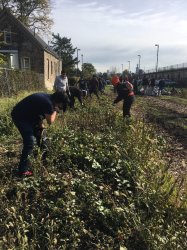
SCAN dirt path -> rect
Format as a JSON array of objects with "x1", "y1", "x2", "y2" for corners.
[
  {"x1": 133, "y1": 95, "x2": 187, "y2": 180},
  {"x1": 135, "y1": 95, "x2": 187, "y2": 143},
  {"x1": 143, "y1": 96, "x2": 187, "y2": 116}
]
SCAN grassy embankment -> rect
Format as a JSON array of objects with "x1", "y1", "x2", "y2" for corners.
[{"x1": 0, "y1": 89, "x2": 186, "y2": 250}]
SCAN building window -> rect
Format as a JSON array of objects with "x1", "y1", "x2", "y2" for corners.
[
  {"x1": 4, "y1": 30, "x2": 12, "y2": 44},
  {"x1": 47, "y1": 59, "x2": 49, "y2": 79},
  {"x1": 54, "y1": 62, "x2": 57, "y2": 75},
  {"x1": 51, "y1": 61, "x2": 53, "y2": 75},
  {"x1": 22, "y1": 57, "x2": 30, "y2": 69}
]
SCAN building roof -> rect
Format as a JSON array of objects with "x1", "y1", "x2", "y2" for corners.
[{"x1": 0, "y1": 8, "x2": 60, "y2": 59}]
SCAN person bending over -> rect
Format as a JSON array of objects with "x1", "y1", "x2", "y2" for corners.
[
  {"x1": 113, "y1": 77, "x2": 135, "y2": 118},
  {"x1": 11, "y1": 91, "x2": 68, "y2": 176},
  {"x1": 69, "y1": 86, "x2": 83, "y2": 109}
]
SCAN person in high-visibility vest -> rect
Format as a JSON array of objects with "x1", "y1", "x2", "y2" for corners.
[
  {"x1": 111, "y1": 75, "x2": 120, "y2": 93},
  {"x1": 113, "y1": 76, "x2": 135, "y2": 118},
  {"x1": 111, "y1": 75, "x2": 120, "y2": 86}
]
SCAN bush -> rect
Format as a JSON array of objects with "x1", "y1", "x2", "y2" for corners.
[{"x1": 0, "y1": 69, "x2": 45, "y2": 97}]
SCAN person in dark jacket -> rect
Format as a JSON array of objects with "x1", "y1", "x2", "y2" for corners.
[
  {"x1": 132, "y1": 78, "x2": 138, "y2": 95},
  {"x1": 11, "y1": 92, "x2": 68, "y2": 176},
  {"x1": 68, "y1": 86, "x2": 83, "y2": 108},
  {"x1": 142, "y1": 75, "x2": 149, "y2": 95},
  {"x1": 78, "y1": 77, "x2": 88, "y2": 97},
  {"x1": 150, "y1": 77, "x2": 156, "y2": 95},
  {"x1": 88, "y1": 75, "x2": 100, "y2": 99},
  {"x1": 158, "y1": 79, "x2": 165, "y2": 96},
  {"x1": 113, "y1": 77, "x2": 135, "y2": 118}
]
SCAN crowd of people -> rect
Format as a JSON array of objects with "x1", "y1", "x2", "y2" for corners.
[
  {"x1": 11, "y1": 70, "x2": 171, "y2": 177},
  {"x1": 10, "y1": 71, "x2": 109, "y2": 177},
  {"x1": 132, "y1": 75, "x2": 166, "y2": 96}
]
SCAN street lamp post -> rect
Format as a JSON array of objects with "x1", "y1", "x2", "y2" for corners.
[
  {"x1": 76, "y1": 48, "x2": 80, "y2": 76},
  {"x1": 81, "y1": 54, "x2": 83, "y2": 74},
  {"x1": 137, "y1": 55, "x2": 141, "y2": 78},
  {"x1": 155, "y1": 44, "x2": 159, "y2": 79},
  {"x1": 128, "y1": 61, "x2": 131, "y2": 72}
]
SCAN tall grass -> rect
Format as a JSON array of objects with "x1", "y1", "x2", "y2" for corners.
[{"x1": 0, "y1": 93, "x2": 186, "y2": 249}]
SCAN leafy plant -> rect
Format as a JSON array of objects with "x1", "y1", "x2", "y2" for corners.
[{"x1": 0, "y1": 91, "x2": 186, "y2": 249}]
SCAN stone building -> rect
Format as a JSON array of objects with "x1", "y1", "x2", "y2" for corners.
[{"x1": 0, "y1": 9, "x2": 61, "y2": 90}]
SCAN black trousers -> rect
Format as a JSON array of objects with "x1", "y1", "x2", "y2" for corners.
[
  {"x1": 89, "y1": 88, "x2": 100, "y2": 99},
  {"x1": 114, "y1": 95, "x2": 135, "y2": 117},
  {"x1": 123, "y1": 96, "x2": 135, "y2": 117}
]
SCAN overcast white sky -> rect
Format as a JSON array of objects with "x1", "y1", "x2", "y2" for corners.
[{"x1": 50, "y1": 0, "x2": 187, "y2": 73}]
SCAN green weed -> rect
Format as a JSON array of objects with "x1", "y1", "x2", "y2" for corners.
[{"x1": 0, "y1": 92, "x2": 186, "y2": 249}]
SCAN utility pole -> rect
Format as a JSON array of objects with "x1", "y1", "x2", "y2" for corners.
[
  {"x1": 76, "y1": 48, "x2": 80, "y2": 76},
  {"x1": 155, "y1": 44, "x2": 159, "y2": 79},
  {"x1": 137, "y1": 55, "x2": 141, "y2": 78},
  {"x1": 81, "y1": 54, "x2": 83, "y2": 74},
  {"x1": 121, "y1": 64, "x2": 123, "y2": 74},
  {"x1": 128, "y1": 61, "x2": 131, "y2": 73}
]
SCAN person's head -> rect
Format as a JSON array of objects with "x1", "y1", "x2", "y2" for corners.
[
  {"x1": 51, "y1": 91, "x2": 69, "y2": 112},
  {"x1": 61, "y1": 70, "x2": 67, "y2": 78}
]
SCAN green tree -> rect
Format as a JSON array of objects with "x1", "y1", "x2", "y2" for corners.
[
  {"x1": 82, "y1": 63, "x2": 96, "y2": 78},
  {"x1": 0, "y1": 40, "x2": 7, "y2": 66},
  {"x1": 0, "y1": 0, "x2": 10, "y2": 9},
  {"x1": 0, "y1": 0, "x2": 53, "y2": 34},
  {"x1": 51, "y1": 33, "x2": 77, "y2": 74},
  {"x1": 0, "y1": 53, "x2": 6, "y2": 66}
]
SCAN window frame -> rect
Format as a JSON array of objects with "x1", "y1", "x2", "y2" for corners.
[
  {"x1": 22, "y1": 57, "x2": 30, "y2": 69},
  {"x1": 4, "y1": 30, "x2": 12, "y2": 44}
]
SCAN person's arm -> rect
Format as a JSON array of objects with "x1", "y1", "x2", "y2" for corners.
[
  {"x1": 66, "y1": 77, "x2": 71, "y2": 96},
  {"x1": 113, "y1": 95, "x2": 123, "y2": 104},
  {"x1": 126, "y1": 81, "x2": 134, "y2": 92},
  {"x1": 45, "y1": 111, "x2": 58, "y2": 125},
  {"x1": 66, "y1": 77, "x2": 69, "y2": 91}
]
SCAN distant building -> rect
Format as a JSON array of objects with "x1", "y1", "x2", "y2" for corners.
[{"x1": 0, "y1": 9, "x2": 62, "y2": 90}]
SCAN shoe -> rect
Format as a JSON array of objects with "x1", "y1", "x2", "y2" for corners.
[{"x1": 17, "y1": 170, "x2": 33, "y2": 177}]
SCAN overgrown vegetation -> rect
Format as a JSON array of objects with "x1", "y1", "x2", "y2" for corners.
[
  {"x1": 0, "y1": 69, "x2": 45, "y2": 97},
  {"x1": 0, "y1": 92, "x2": 186, "y2": 249}
]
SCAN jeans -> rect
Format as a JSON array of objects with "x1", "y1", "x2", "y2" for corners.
[{"x1": 12, "y1": 119, "x2": 36, "y2": 172}]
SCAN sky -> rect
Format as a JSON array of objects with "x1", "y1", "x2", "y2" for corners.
[{"x1": 50, "y1": 0, "x2": 187, "y2": 73}]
